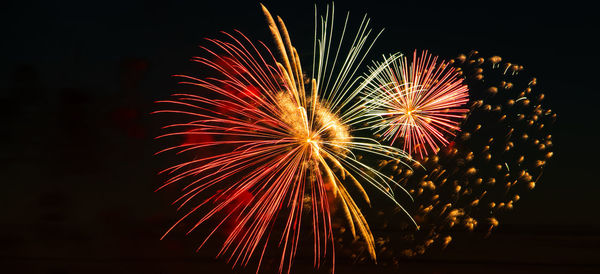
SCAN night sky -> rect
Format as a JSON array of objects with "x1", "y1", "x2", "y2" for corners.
[{"x1": 2, "y1": 0, "x2": 599, "y2": 273}]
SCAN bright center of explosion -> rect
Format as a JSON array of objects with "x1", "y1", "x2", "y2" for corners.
[{"x1": 276, "y1": 92, "x2": 350, "y2": 156}]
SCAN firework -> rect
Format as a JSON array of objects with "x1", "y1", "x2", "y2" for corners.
[
  {"x1": 154, "y1": 4, "x2": 414, "y2": 272},
  {"x1": 358, "y1": 50, "x2": 470, "y2": 158},
  {"x1": 344, "y1": 50, "x2": 555, "y2": 263}
]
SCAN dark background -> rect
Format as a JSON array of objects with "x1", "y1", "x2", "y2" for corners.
[{"x1": 1, "y1": 0, "x2": 598, "y2": 273}]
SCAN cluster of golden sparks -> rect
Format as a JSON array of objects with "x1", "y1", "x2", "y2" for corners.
[
  {"x1": 344, "y1": 51, "x2": 555, "y2": 265},
  {"x1": 154, "y1": 4, "x2": 555, "y2": 273}
]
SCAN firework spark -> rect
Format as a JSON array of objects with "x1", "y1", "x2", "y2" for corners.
[
  {"x1": 154, "y1": 5, "x2": 414, "y2": 273},
  {"x1": 358, "y1": 50, "x2": 470, "y2": 158}
]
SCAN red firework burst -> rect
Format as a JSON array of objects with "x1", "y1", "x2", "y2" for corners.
[
  {"x1": 362, "y1": 50, "x2": 470, "y2": 158},
  {"x1": 153, "y1": 5, "x2": 417, "y2": 272}
]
